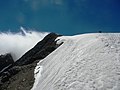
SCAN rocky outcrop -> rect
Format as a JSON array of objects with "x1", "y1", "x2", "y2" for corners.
[
  {"x1": 0, "y1": 63, "x2": 35, "y2": 90},
  {"x1": 15, "y1": 33, "x2": 61, "y2": 66},
  {"x1": 0, "y1": 33, "x2": 62, "y2": 90},
  {"x1": 0, "y1": 54, "x2": 14, "y2": 72}
]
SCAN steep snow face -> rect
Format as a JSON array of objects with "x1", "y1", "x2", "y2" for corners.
[{"x1": 32, "y1": 33, "x2": 120, "y2": 90}]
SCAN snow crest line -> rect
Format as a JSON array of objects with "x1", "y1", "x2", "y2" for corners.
[{"x1": 32, "y1": 33, "x2": 120, "y2": 90}]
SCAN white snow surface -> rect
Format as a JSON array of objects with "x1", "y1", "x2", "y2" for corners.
[{"x1": 32, "y1": 33, "x2": 120, "y2": 90}]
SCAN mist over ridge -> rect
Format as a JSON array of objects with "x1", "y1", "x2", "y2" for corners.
[{"x1": 0, "y1": 27, "x2": 48, "y2": 61}]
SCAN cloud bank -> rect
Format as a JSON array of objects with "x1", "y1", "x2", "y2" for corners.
[{"x1": 0, "y1": 27, "x2": 48, "y2": 61}]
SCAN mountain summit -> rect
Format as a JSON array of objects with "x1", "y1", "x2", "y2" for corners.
[{"x1": 32, "y1": 33, "x2": 120, "y2": 90}]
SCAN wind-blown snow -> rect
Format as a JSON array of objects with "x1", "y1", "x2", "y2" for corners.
[
  {"x1": 0, "y1": 27, "x2": 48, "y2": 61},
  {"x1": 32, "y1": 33, "x2": 120, "y2": 90}
]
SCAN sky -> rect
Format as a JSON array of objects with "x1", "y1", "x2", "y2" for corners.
[{"x1": 0, "y1": 0, "x2": 120, "y2": 35}]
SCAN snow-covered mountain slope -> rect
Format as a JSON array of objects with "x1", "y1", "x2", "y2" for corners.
[{"x1": 32, "y1": 33, "x2": 120, "y2": 90}]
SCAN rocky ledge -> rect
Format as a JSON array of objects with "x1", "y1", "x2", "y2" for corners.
[
  {"x1": 0, "y1": 54, "x2": 14, "y2": 73},
  {"x1": 0, "y1": 33, "x2": 62, "y2": 90}
]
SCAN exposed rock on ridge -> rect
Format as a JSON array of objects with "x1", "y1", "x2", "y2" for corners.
[
  {"x1": 0, "y1": 54, "x2": 14, "y2": 72},
  {"x1": 0, "y1": 33, "x2": 62, "y2": 90},
  {"x1": 15, "y1": 33, "x2": 61, "y2": 66}
]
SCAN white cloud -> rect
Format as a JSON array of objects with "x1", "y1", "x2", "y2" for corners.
[
  {"x1": 0, "y1": 27, "x2": 48, "y2": 61},
  {"x1": 51, "y1": 0, "x2": 63, "y2": 5}
]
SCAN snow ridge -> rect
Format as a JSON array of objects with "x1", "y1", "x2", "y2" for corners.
[{"x1": 32, "y1": 33, "x2": 120, "y2": 90}]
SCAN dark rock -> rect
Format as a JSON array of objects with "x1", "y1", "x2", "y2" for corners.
[
  {"x1": 0, "y1": 54, "x2": 14, "y2": 72},
  {"x1": 1, "y1": 66, "x2": 21, "y2": 83},
  {"x1": 15, "y1": 33, "x2": 62, "y2": 65},
  {"x1": 0, "y1": 62, "x2": 38, "y2": 90},
  {"x1": 99, "y1": 31, "x2": 102, "y2": 33},
  {"x1": 0, "y1": 33, "x2": 62, "y2": 90}
]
